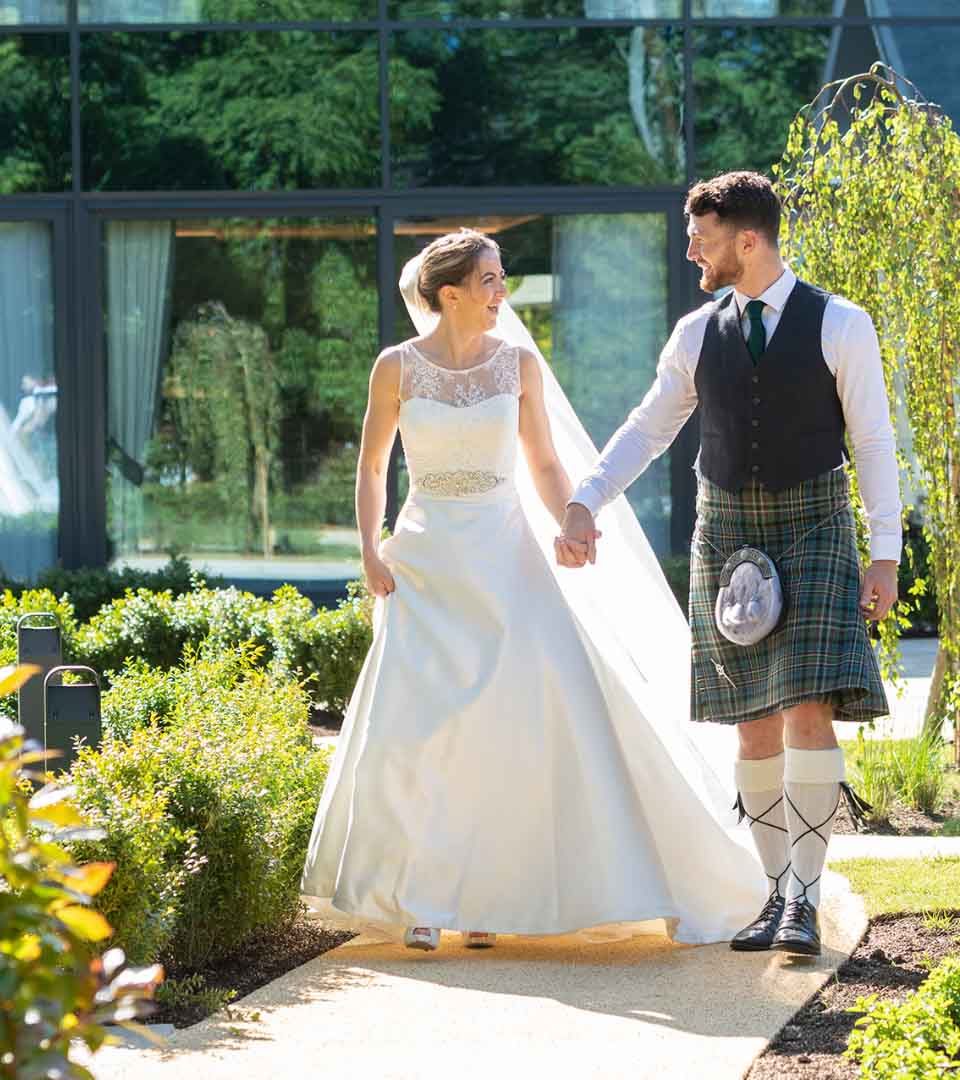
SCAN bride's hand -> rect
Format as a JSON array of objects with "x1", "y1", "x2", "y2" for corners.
[{"x1": 363, "y1": 551, "x2": 396, "y2": 597}]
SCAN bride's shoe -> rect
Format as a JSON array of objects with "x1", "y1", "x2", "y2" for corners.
[
  {"x1": 404, "y1": 927, "x2": 440, "y2": 951},
  {"x1": 461, "y1": 931, "x2": 497, "y2": 949}
]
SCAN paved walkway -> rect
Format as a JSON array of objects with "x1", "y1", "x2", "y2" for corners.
[{"x1": 83, "y1": 870, "x2": 865, "y2": 1080}]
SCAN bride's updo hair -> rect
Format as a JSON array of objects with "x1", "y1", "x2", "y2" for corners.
[{"x1": 417, "y1": 228, "x2": 500, "y2": 313}]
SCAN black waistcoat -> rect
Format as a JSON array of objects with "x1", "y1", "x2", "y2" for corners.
[{"x1": 694, "y1": 279, "x2": 846, "y2": 493}]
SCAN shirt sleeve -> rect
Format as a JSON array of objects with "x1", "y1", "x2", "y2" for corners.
[
  {"x1": 830, "y1": 302, "x2": 903, "y2": 563},
  {"x1": 570, "y1": 317, "x2": 700, "y2": 516}
]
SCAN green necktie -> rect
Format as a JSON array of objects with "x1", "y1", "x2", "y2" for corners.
[{"x1": 745, "y1": 299, "x2": 766, "y2": 365}]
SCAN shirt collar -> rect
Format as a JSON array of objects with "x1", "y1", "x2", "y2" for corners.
[{"x1": 734, "y1": 266, "x2": 796, "y2": 317}]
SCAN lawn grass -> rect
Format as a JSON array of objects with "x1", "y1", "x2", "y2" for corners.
[{"x1": 830, "y1": 856, "x2": 960, "y2": 916}]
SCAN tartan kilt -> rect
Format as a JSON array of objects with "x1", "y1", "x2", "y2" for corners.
[{"x1": 689, "y1": 467, "x2": 889, "y2": 726}]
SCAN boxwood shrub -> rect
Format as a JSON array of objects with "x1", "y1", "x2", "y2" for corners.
[{"x1": 69, "y1": 647, "x2": 332, "y2": 969}]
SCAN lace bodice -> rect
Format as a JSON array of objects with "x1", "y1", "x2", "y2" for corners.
[{"x1": 398, "y1": 340, "x2": 522, "y2": 498}]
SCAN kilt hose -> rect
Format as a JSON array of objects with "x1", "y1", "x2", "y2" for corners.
[{"x1": 689, "y1": 467, "x2": 889, "y2": 726}]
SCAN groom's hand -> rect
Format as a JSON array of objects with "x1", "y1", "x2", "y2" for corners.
[{"x1": 556, "y1": 503, "x2": 600, "y2": 568}]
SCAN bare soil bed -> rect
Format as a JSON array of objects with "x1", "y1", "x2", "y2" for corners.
[
  {"x1": 150, "y1": 911, "x2": 352, "y2": 1028},
  {"x1": 746, "y1": 911, "x2": 960, "y2": 1079}
]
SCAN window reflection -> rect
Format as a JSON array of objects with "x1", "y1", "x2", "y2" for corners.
[
  {"x1": 391, "y1": 28, "x2": 683, "y2": 187},
  {"x1": 0, "y1": 0, "x2": 65, "y2": 21},
  {"x1": 394, "y1": 213, "x2": 672, "y2": 554},
  {"x1": 0, "y1": 35, "x2": 70, "y2": 193},
  {"x1": 391, "y1": 1, "x2": 681, "y2": 16},
  {"x1": 692, "y1": 1, "x2": 833, "y2": 13},
  {"x1": 105, "y1": 218, "x2": 377, "y2": 584},
  {"x1": 78, "y1": 0, "x2": 374, "y2": 22},
  {"x1": 693, "y1": 26, "x2": 831, "y2": 177},
  {"x1": 81, "y1": 32, "x2": 380, "y2": 191},
  {"x1": 0, "y1": 222, "x2": 59, "y2": 581}
]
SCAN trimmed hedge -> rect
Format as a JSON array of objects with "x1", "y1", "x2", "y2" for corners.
[
  {"x1": 69, "y1": 647, "x2": 332, "y2": 969},
  {"x1": 74, "y1": 582, "x2": 373, "y2": 712}
]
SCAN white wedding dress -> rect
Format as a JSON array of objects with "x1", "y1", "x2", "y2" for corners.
[{"x1": 300, "y1": 339, "x2": 766, "y2": 944}]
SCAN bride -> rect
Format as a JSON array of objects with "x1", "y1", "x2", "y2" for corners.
[{"x1": 300, "y1": 229, "x2": 766, "y2": 950}]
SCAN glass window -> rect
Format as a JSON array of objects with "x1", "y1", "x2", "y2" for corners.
[
  {"x1": 81, "y1": 32, "x2": 380, "y2": 191},
  {"x1": 78, "y1": 0, "x2": 374, "y2": 23},
  {"x1": 692, "y1": 1, "x2": 834, "y2": 13},
  {"x1": 390, "y1": 1, "x2": 681, "y2": 17},
  {"x1": 105, "y1": 217, "x2": 376, "y2": 585},
  {"x1": 876, "y1": 23, "x2": 960, "y2": 127},
  {"x1": 0, "y1": 36, "x2": 70, "y2": 193},
  {"x1": 693, "y1": 26, "x2": 831, "y2": 177},
  {"x1": 391, "y1": 28, "x2": 683, "y2": 187},
  {"x1": 0, "y1": 1, "x2": 65, "y2": 22},
  {"x1": 0, "y1": 221, "x2": 59, "y2": 582},
  {"x1": 394, "y1": 212, "x2": 673, "y2": 554}
]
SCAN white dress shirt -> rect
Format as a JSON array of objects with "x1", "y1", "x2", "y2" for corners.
[{"x1": 570, "y1": 267, "x2": 902, "y2": 563}]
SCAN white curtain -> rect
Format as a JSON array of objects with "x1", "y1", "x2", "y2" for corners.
[
  {"x1": 106, "y1": 220, "x2": 174, "y2": 557},
  {"x1": 0, "y1": 221, "x2": 58, "y2": 581},
  {"x1": 551, "y1": 213, "x2": 673, "y2": 555}
]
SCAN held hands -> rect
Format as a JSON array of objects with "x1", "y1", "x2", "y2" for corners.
[
  {"x1": 555, "y1": 503, "x2": 602, "y2": 569},
  {"x1": 363, "y1": 550, "x2": 396, "y2": 598},
  {"x1": 860, "y1": 560, "x2": 898, "y2": 621}
]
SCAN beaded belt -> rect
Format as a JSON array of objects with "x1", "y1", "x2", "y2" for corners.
[{"x1": 416, "y1": 470, "x2": 506, "y2": 497}]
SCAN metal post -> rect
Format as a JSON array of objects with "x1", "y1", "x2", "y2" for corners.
[
  {"x1": 43, "y1": 665, "x2": 101, "y2": 774},
  {"x1": 16, "y1": 614, "x2": 63, "y2": 746}
]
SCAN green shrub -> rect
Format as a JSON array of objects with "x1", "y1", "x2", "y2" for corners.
[
  {"x1": 0, "y1": 665, "x2": 162, "y2": 1076},
  {"x1": 73, "y1": 580, "x2": 373, "y2": 716},
  {"x1": 75, "y1": 588, "x2": 184, "y2": 678},
  {"x1": 850, "y1": 732, "x2": 898, "y2": 825},
  {"x1": 302, "y1": 583, "x2": 374, "y2": 715},
  {"x1": 891, "y1": 734, "x2": 947, "y2": 815},
  {"x1": 70, "y1": 649, "x2": 331, "y2": 970},
  {"x1": 849, "y1": 733, "x2": 948, "y2": 822},
  {"x1": 847, "y1": 955, "x2": 960, "y2": 1078},
  {"x1": 37, "y1": 554, "x2": 217, "y2": 623}
]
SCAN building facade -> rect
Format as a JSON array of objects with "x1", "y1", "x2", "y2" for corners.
[{"x1": 0, "y1": 0, "x2": 954, "y2": 597}]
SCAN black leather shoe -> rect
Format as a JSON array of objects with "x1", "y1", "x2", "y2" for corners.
[
  {"x1": 772, "y1": 898, "x2": 821, "y2": 956},
  {"x1": 730, "y1": 892, "x2": 786, "y2": 951}
]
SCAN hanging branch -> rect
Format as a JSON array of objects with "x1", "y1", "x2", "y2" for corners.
[{"x1": 774, "y1": 62, "x2": 960, "y2": 755}]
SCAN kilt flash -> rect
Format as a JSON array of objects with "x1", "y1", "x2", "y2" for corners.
[{"x1": 689, "y1": 468, "x2": 889, "y2": 726}]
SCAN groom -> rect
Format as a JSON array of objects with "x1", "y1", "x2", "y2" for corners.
[{"x1": 557, "y1": 171, "x2": 901, "y2": 956}]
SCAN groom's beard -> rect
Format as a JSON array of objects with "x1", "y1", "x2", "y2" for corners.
[{"x1": 698, "y1": 250, "x2": 743, "y2": 294}]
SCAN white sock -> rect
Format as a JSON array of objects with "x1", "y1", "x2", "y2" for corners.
[
  {"x1": 734, "y1": 752, "x2": 790, "y2": 901},
  {"x1": 783, "y1": 746, "x2": 847, "y2": 909}
]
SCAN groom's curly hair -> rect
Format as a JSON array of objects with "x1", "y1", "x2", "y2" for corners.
[{"x1": 685, "y1": 172, "x2": 781, "y2": 245}]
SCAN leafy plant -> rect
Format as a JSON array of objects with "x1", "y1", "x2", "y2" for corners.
[
  {"x1": 154, "y1": 972, "x2": 237, "y2": 1015},
  {"x1": 891, "y1": 734, "x2": 947, "y2": 815},
  {"x1": 850, "y1": 732, "x2": 897, "y2": 825},
  {"x1": 847, "y1": 955, "x2": 960, "y2": 1078},
  {"x1": 0, "y1": 664, "x2": 162, "y2": 1079},
  {"x1": 69, "y1": 649, "x2": 332, "y2": 970}
]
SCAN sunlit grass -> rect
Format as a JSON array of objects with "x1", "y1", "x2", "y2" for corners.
[{"x1": 830, "y1": 856, "x2": 960, "y2": 916}]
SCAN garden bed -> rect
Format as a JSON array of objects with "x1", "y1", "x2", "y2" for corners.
[
  {"x1": 834, "y1": 794, "x2": 960, "y2": 836},
  {"x1": 747, "y1": 911, "x2": 960, "y2": 1079},
  {"x1": 150, "y1": 910, "x2": 353, "y2": 1028}
]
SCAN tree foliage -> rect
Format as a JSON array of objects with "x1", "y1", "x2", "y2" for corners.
[{"x1": 775, "y1": 63, "x2": 960, "y2": 744}]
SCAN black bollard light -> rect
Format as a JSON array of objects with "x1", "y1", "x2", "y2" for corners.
[
  {"x1": 43, "y1": 666, "x2": 101, "y2": 773},
  {"x1": 16, "y1": 613, "x2": 63, "y2": 746}
]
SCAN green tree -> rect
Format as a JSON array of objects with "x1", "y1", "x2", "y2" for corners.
[
  {"x1": 776, "y1": 64, "x2": 960, "y2": 747},
  {"x1": 0, "y1": 36, "x2": 71, "y2": 194},
  {"x1": 693, "y1": 26, "x2": 832, "y2": 178}
]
